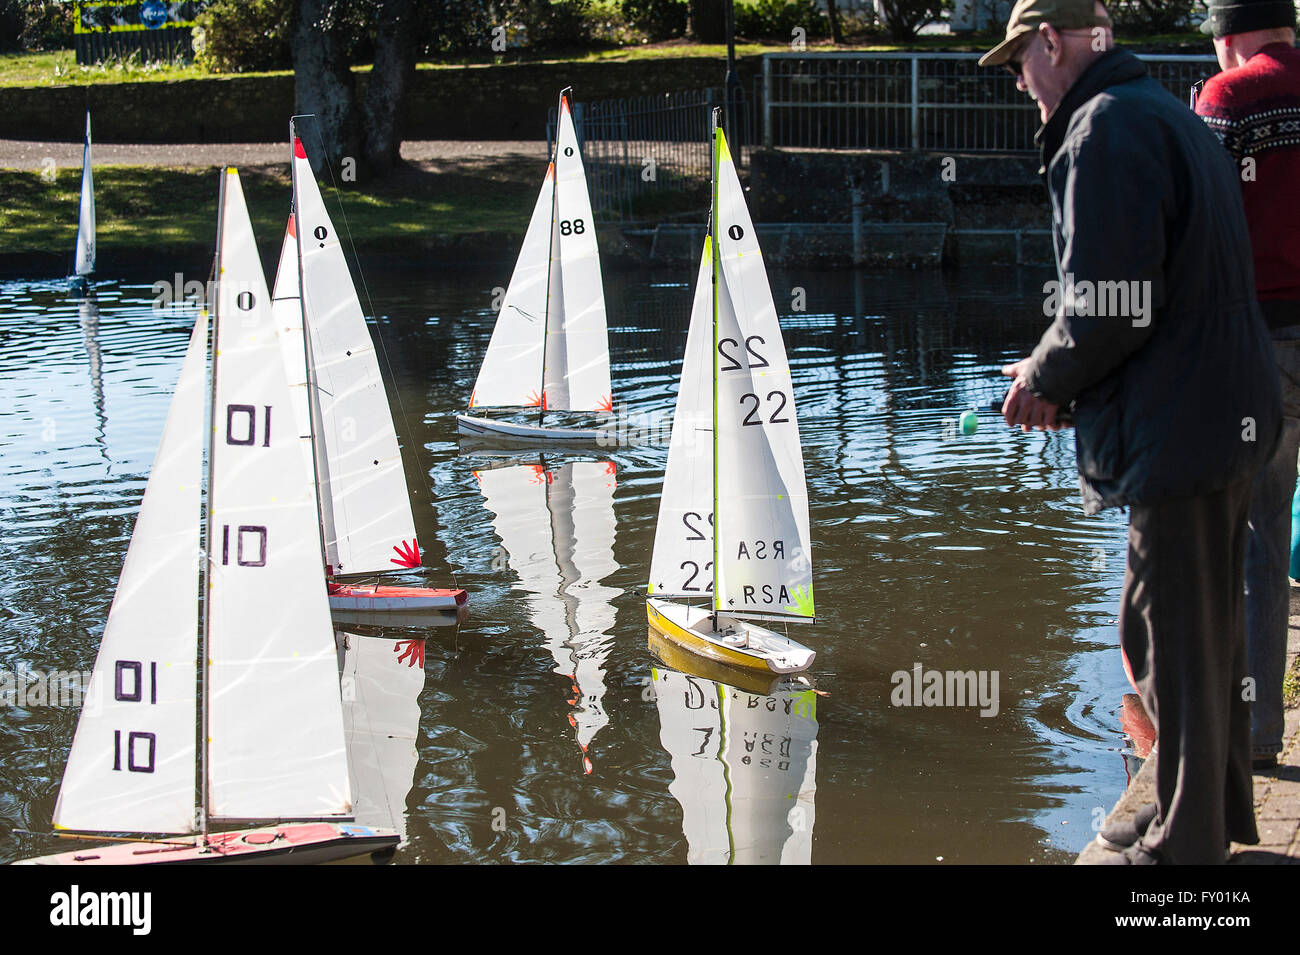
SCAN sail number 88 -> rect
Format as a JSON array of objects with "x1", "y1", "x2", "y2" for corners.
[{"x1": 559, "y1": 219, "x2": 586, "y2": 236}]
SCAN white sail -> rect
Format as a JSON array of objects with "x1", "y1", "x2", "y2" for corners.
[
  {"x1": 291, "y1": 136, "x2": 420, "y2": 577},
  {"x1": 469, "y1": 166, "x2": 555, "y2": 410},
  {"x1": 651, "y1": 668, "x2": 819, "y2": 864},
  {"x1": 52, "y1": 310, "x2": 208, "y2": 835},
  {"x1": 338, "y1": 629, "x2": 423, "y2": 843},
  {"x1": 547, "y1": 96, "x2": 612, "y2": 412},
  {"x1": 74, "y1": 111, "x2": 95, "y2": 277},
  {"x1": 468, "y1": 92, "x2": 611, "y2": 415},
  {"x1": 648, "y1": 239, "x2": 715, "y2": 600},
  {"x1": 207, "y1": 167, "x2": 351, "y2": 821},
  {"x1": 271, "y1": 215, "x2": 317, "y2": 480},
  {"x1": 712, "y1": 132, "x2": 813, "y2": 621}
]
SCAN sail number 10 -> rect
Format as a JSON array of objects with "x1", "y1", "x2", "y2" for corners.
[{"x1": 112, "y1": 660, "x2": 158, "y2": 774}]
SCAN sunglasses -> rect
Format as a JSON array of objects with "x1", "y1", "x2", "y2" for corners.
[{"x1": 1005, "y1": 34, "x2": 1035, "y2": 76}]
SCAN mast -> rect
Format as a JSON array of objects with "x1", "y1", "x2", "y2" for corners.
[
  {"x1": 540, "y1": 89, "x2": 570, "y2": 426},
  {"x1": 288, "y1": 115, "x2": 333, "y2": 577},
  {"x1": 710, "y1": 107, "x2": 721, "y2": 631},
  {"x1": 200, "y1": 169, "x2": 229, "y2": 842}
]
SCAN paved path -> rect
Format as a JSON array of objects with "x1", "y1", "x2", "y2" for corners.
[
  {"x1": 0, "y1": 139, "x2": 548, "y2": 170},
  {"x1": 1077, "y1": 584, "x2": 1300, "y2": 864}
]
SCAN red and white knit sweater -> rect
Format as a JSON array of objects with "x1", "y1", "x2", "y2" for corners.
[{"x1": 1195, "y1": 42, "x2": 1300, "y2": 304}]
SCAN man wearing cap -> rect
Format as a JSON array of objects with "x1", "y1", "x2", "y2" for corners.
[
  {"x1": 1195, "y1": 0, "x2": 1300, "y2": 777},
  {"x1": 987, "y1": 0, "x2": 1282, "y2": 863}
]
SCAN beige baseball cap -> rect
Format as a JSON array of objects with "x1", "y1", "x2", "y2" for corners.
[{"x1": 978, "y1": 0, "x2": 1113, "y2": 67}]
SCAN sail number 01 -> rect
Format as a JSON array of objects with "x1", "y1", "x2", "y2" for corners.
[{"x1": 111, "y1": 660, "x2": 158, "y2": 774}]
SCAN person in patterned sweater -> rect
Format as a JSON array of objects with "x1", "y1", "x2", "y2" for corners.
[{"x1": 1195, "y1": 0, "x2": 1300, "y2": 773}]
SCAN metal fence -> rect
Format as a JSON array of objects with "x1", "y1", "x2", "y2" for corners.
[
  {"x1": 559, "y1": 52, "x2": 1222, "y2": 221},
  {"x1": 760, "y1": 52, "x2": 1221, "y2": 152},
  {"x1": 548, "y1": 88, "x2": 755, "y2": 223}
]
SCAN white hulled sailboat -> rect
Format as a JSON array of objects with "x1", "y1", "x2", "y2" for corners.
[
  {"x1": 70, "y1": 111, "x2": 95, "y2": 289},
  {"x1": 21, "y1": 168, "x2": 398, "y2": 865},
  {"x1": 456, "y1": 89, "x2": 614, "y2": 443},
  {"x1": 273, "y1": 121, "x2": 467, "y2": 615}
]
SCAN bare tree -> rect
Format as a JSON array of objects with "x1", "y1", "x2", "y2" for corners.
[
  {"x1": 292, "y1": 0, "x2": 423, "y2": 178},
  {"x1": 362, "y1": 0, "x2": 419, "y2": 175}
]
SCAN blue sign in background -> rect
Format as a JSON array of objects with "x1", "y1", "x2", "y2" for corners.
[{"x1": 139, "y1": 0, "x2": 168, "y2": 29}]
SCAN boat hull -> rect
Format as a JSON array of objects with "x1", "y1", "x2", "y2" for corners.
[
  {"x1": 328, "y1": 583, "x2": 467, "y2": 613},
  {"x1": 16, "y1": 823, "x2": 399, "y2": 866},
  {"x1": 646, "y1": 598, "x2": 815, "y2": 674},
  {"x1": 456, "y1": 414, "x2": 607, "y2": 444}
]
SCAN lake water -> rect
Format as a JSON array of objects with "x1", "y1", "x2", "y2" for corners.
[{"x1": 0, "y1": 264, "x2": 1136, "y2": 865}]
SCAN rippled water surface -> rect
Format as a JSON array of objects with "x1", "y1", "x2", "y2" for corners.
[{"x1": 0, "y1": 265, "x2": 1136, "y2": 864}]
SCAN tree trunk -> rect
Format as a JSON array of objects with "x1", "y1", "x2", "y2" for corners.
[
  {"x1": 362, "y1": 0, "x2": 419, "y2": 175},
  {"x1": 689, "y1": 0, "x2": 727, "y2": 43},
  {"x1": 827, "y1": 0, "x2": 843, "y2": 43},
  {"x1": 292, "y1": 0, "x2": 361, "y2": 179}
]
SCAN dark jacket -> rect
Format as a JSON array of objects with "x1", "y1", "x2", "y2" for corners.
[{"x1": 1022, "y1": 49, "x2": 1281, "y2": 514}]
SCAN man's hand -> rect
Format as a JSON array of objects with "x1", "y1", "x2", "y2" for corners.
[{"x1": 1001, "y1": 359, "x2": 1064, "y2": 432}]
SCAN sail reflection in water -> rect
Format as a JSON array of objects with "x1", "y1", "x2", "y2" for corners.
[
  {"x1": 473, "y1": 459, "x2": 618, "y2": 773},
  {"x1": 336, "y1": 628, "x2": 426, "y2": 848},
  {"x1": 77, "y1": 295, "x2": 109, "y2": 467},
  {"x1": 650, "y1": 660, "x2": 819, "y2": 864}
]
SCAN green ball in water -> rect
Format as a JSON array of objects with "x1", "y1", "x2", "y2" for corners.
[{"x1": 959, "y1": 410, "x2": 979, "y2": 435}]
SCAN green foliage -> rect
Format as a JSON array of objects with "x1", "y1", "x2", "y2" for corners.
[
  {"x1": 1106, "y1": 1, "x2": 1197, "y2": 34},
  {"x1": 0, "y1": 0, "x2": 75, "y2": 53},
  {"x1": 622, "y1": 0, "x2": 688, "y2": 40},
  {"x1": 876, "y1": 0, "x2": 945, "y2": 41},
  {"x1": 516, "y1": 0, "x2": 596, "y2": 50},
  {"x1": 735, "y1": 0, "x2": 826, "y2": 40},
  {"x1": 193, "y1": 0, "x2": 293, "y2": 73}
]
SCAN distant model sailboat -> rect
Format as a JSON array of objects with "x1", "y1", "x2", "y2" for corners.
[
  {"x1": 456, "y1": 89, "x2": 613, "y2": 442},
  {"x1": 273, "y1": 121, "x2": 467, "y2": 615},
  {"x1": 70, "y1": 111, "x2": 95, "y2": 287},
  {"x1": 22, "y1": 169, "x2": 398, "y2": 865},
  {"x1": 646, "y1": 111, "x2": 816, "y2": 675}
]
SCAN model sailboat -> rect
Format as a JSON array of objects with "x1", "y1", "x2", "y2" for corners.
[
  {"x1": 646, "y1": 111, "x2": 816, "y2": 675},
  {"x1": 70, "y1": 111, "x2": 95, "y2": 287},
  {"x1": 273, "y1": 122, "x2": 467, "y2": 615},
  {"x1": 456, "y1": 90, "x2": 613, "y2": 442},
  {"x1": 21, "y1": 169, "x2": 398, "y2": 865}
]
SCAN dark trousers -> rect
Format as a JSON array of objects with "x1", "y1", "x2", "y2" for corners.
[{"x1": 1119, "y1": 479, "x2": 1259, "y2": 864}]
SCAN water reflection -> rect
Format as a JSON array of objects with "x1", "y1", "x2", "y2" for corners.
[
  {"x1": 0, "y1": 267, "x2": 1139, "y2": 865},
  {"x1": 336, "y1": 627, "x2": 426, "y2": 848},
  {"x1": 76, "y1": 295, "x2": 110, "y2": 470},
  {"x1": 648, "y1": 632, "x2": 819, "y2": 865},
  {"x1": 470, "y1": 458, "x2": 619, "y2": 774}
]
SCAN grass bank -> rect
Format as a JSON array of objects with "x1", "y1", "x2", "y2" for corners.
[
  {"x1": 0, "y1": 158, "x2": 547, "y2": 276},
  {"x1": 0, "y1": 32, "x2": 1209, "y2": 88}
]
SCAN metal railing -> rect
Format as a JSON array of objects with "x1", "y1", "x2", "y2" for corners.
[
  {"x1": 548, "y1": 88, "x2": 755, "y2": 222},
  {"x1": 760, "y1": 52, "x2": 1220, "y2": 152},
  {"x1": 555, "y1": 52, "x2": 1221, "y2": 221}
]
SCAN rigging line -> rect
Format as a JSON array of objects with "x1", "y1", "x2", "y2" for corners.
[{"x1": 305, "y1": 119, "x2": 439, "y2": 529}]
